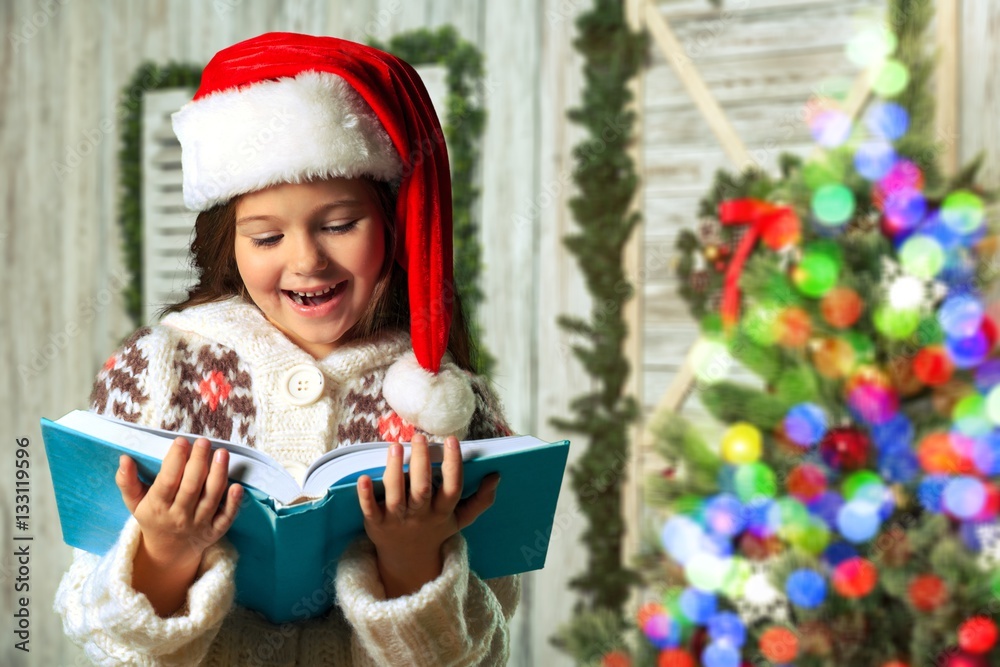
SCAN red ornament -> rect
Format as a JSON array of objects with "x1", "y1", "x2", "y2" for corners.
[
  {"x1": 821, "y1": 287, "x2": 864, "y2": 328},
  {"x1": 940, "y1": 652, "x2": 987, "y2": 667},
  {"x1": 819, "y1": 427, "x2": 871, "y2": 470},
  {"x1": 908, "y1": 574, "x2": 948, "y2": 612},
  {"x1": 983, "y1": 316, "x2": 998, "y2": 349},
  {"x1": 958, "y1": 617, "x2": 998, "y2": 654},
  {"x1": 787, "y1": 464, "x2": 828, "y2": 501},
  {"x1": 602, "y1": 651, "x2": 633, "y2": 667},
  {"x1": 913, "y1": 346, "x2": 954, "y2": 386},
  {"x1": 637, "y1": 602, "x2": 665, "y2": 627},
  {"x1": 918, "y1": 432, "x2": 974, "y2": 475},
  {"x1": 739, "y1": 533, "x2": 784, "y2": 560},
  {"x1": 759, "y1": 626, "x2": 799, "y2": 663},
  {"x1": 832, "y1": 557, "x2": 878, "y2": 598},
  {"x1": 973, "y1": 484, "x2": 1000, "y2": 520},
  {"x1": 657, "y1": 649, "x2": 695, "y2": 667}
]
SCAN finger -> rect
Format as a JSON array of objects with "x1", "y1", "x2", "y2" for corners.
[
  {"x1": 454, "y1": 474, "x2": 500, "y2": 530},
  {"x1": 150, "y1": 438, "x2": 192, "y2": 504},
  {"x1": 195, "y1": 447, "x2": 231, "y2": 525},
  {"x1": 210, "y1": 483, "x2": 244, "y2": 535},
  {"x1": 175, "y1": 438, "x2": 213, "y2": 514},
  {"x1": 433, "y1": 436, "x2": 463, "y2": 515},
  {"x1": 408, "y1": 434, "x2": 433, "y2": 512},
  {"x1": 357, "y1": 475, "x2": 383, "y2": 525},
  {"x1": 115, "y1": 455, "x2": 148, "y2": 515},
  {"x1": 382, "y1": 443, "x2": 406, "y2": 519}
]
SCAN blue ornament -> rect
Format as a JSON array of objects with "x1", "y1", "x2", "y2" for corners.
[
  {"x1": 786, "y1": 569, "x2": 828, "y2": 609},
  {"x1": 878, "y1": 444, "x2": 920, "y2": 483},
  {"x1": 960, "y1": 521, "x2": 987, "y2": 552},
  {"x1": 975, "y1": 360, "x2": 1000, "y2": 393},
  {"x1": 807, "y1": 490, "x2": 844, "y2": 529},
  {"x1": 939, "y1": 293, "x2": 984, "y2": 338},
  {"x1": 864, "y1": 101, "x2": 910, "y2": 140},
  {"x1": 679, "y1": 588, "x2": 717, "y2": 624},
  {"x1": 884, "y1": 187, "x2": 927, "y2": 232},
  {"x1": 943, "y1": 476, "x2": 987, "y2": 519},
  {"x1": 705, "y1": 494, "x2": 748, "y2": 537},
  {"x1": 871, "y1": 413, "x2": 913, "y2": 450},
  {"x1": 702, "y1": 641, "x2": 742, "y2": 667},
  {"x1": 946, "y1": 329, "x2": 990, "y2": 369},
  {"x1": 783, "y1": 403, "x2": 827, "y2": 447},
  {"x1": 837, "y1": 500, "x2": 881, "y2": 543},
  {"x1": 707, "y1": 611, "x2": 746, "y2": 647},
  {"x1": 918, "y1": 475, "x2": 950, "y2": 513},
  {"x1": 854, "y1": 140, "x2": 897, "y2": 181},
  {"x1": 822, "y1": 541, "x2": 858, "y2": 567},
  {"x1": 973, "y1": 432, "x2": 1000, "y2": 475},
  {"x1": 644, "y1": 613, "x2": 682, "y2": 649},
  {"x1": 744, "y1": 498, "x2": 778, "y2": 537}
]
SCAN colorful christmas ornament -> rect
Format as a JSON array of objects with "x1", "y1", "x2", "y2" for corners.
[
  {"x1": 958, "y1": 617, "x2": 999, "y2": 654},
  {"x1": 656, "y1": 649, "x2": 695, "y2": 667},
  {"x1": 759, "y1": 626, "x2": 799, "y2": 663},
  {"x1": 908, "y1": 574, "x2": 948, "y2": 611},
  {"x1": 812, "y1": 337, "x2": 856, "y2": 378},
  {"x1": 821, "y1": 286, "x2": 864, "y2": 328},
  {"x1": 820, "y1": 427, "x2": 871, "y2": 470},
  {"x1": 941, "y1": 190, "x2": 986, "y2": 235},
  {"x1": 832, "y1": 557, "x2": 878, "y2": 598},
  {"x1": 787, "y1": 464, "x2": 828, "y2": 501},
  {"x1": 701, "y1": 642, "x2": 740, "y2": 667},
  {"x1": 721, "y1": 423, "x2": 763, "y2": 464},
  {"x1": 793, "y1": 244, "x2": 841, "y2": 297},
  {"x1": 776, "y1": 307, "x2": 812, "y2": 347},
  {"x1": 602, "y1": 651, "x2": 632, "y2": 667},
  {"x1": 785, "y1": 569, "x2": 827, "y2": 609},
  {"x1": 913, "y1": 346, "x2": 954, "y2": 385}
]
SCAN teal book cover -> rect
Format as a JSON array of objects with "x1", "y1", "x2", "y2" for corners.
[{"x1": 41, "y1": 415, "x2": 570, "y2": 623}]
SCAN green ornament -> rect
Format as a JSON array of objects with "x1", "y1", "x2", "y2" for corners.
[
  {"x1": 793, "y1": 253, "x2": 840, "y2": 297},
  {"x1": 792, "y1": 517, "x2": 831, "y2": 556},
  {"x1": 734, "y1": 462, "x2": 778, "y2": 502},
  {"x1": 916, "y1": 317, "x2": 945, "y2": 345},
  {"x1": 842, "y1": 330, "x2": 876, "y2": 363},
  {"x1": 873, "y1": 305, "x2": 920, "y2": 339},
  {"x1": 812, "y1": 184, "x2": 856, "y2": 226},
  {"x1": 843, "y1": 471, "x2": 883, "y2": 499},
  {"x1": 899, "y1": 235, "x2": 945, "y2": 279}
]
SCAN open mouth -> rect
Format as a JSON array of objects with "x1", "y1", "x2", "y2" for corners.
[{"x1": 283, "y1": 282, "x2": 346, "y2": 307}]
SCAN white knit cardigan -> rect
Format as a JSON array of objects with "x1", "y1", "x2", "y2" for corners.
[{"x1": 54, "y1": 298, "x2": 520, "y2": 666}]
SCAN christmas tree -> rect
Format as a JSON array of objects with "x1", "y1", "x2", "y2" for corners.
[{"x1": 625, "y1": 3, "x2": 1000, "y2": 667}]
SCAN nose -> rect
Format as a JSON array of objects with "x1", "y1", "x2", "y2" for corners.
[{"x1": 291, "y1": 234, "x2": 329, "y2": 275}]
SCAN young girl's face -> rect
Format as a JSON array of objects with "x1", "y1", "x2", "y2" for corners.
[{"x1": 234, "y1": 177, "x2": 387, "y2": 359}]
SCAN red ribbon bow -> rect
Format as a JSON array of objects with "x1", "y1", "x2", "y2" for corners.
[{"x1": 717, "y1": 198, "x2": 800, "y2": 327}]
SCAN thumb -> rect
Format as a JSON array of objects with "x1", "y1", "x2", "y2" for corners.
[
  {"x1": 115, "y1": 455, "x2": 148, "y2": 515},
  {"x1": 454, "y1": 474, "x2": 500, "y2": 530}
]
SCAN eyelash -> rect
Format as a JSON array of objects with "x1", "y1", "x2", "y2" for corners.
[{"x1": 250, "y1": 220, "x2": 361, "y2": 248}]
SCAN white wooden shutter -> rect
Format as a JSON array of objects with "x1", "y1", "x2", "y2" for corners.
[{"x1": 141, "y1": 88, "x2": 198, "y2": 325}]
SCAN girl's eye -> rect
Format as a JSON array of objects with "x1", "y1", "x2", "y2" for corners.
[
  {"x1": 324, "y1": 219, "x2": 360, "y2": 234},
  {"x1": 250, "y1": 235, "x2": 282, "y2": 248}
]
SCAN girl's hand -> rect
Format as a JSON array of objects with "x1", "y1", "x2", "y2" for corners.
[
  {"x1": 357, "y1": 434, "x2": 501, "y2": 598},
  {"x1": 116, "y1": 437, "x2": 243, "y2": 615}
]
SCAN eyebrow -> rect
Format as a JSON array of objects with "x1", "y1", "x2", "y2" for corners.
[{"x1": 236, "y1": 200, "x2": 364, "y2": 226}]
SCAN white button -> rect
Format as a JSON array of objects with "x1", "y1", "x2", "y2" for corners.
[
  {"x1": 280, "y1": 459, "x2": 310, "y2": 485},
  {"x1": 280, "y1": 364, "x2": 325, "y2": 406}
]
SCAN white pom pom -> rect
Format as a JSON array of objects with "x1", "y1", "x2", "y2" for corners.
[{"x1": 383, "y1": 352, "x2": 476, "y2": 437}]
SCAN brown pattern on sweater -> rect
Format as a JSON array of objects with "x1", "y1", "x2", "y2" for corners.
[
  {"x1": 465, "y1": 375, "x2": 514, "y2": 440},
  {"x1": 89, "y1": 327, "x2": 153, "y2": 423},
  {"x1": 160, "y1": 341, "x2": 257, "y2": 445}
]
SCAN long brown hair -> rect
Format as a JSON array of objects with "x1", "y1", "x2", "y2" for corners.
[{"x1": 161, "y1": 178, "x2": 478, "y2": 372}]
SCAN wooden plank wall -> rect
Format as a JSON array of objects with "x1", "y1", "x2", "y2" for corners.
[
  {"x1": 3, "y1": 0, "x2": 998, "y2": 665},
  {"x1": 0, "y1": 1, "x2": 589, "y2": 665}
]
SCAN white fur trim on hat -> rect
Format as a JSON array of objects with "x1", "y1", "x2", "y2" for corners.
[
  {"x1": 171, "y1": 71, "x2": 402, "y2": 211},
  {"x1": 383, "y1": 352, "x2": 476, "y2": 437}
]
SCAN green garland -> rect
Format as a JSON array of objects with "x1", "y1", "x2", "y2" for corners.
[
  {"x1": 552, "y1": 0, "x2": 647, "y2": 647},
  {"x1": 371, "y1": 27, "x2": 493, "y2": 375},
  {"x1": 117, "y1": 62, "x2": 202, "y2": 325},
  {"x1": 118, "y1": 28, "x2": 491, "y2": 374}
]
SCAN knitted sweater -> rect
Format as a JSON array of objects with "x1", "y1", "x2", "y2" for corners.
[{"x1": 54, "y1": 298, "x2": 519, "y2": 666}]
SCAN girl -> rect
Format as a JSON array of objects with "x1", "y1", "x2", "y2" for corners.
[{"x1": 54, "y1": 32, "x2": 519, "y2": 666}]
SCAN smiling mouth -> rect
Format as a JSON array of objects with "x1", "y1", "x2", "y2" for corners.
[{"x1": 283, "y1": 282, "x2": 346, "y2": 306}]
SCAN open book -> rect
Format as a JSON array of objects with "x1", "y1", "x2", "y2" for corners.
[{"x1": 41, "y1": 410, "x2": 570, "y2": 623}]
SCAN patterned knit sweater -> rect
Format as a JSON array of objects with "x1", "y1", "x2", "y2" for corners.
[{"x1": 54, "y1": 298, "x2": 519, "y2": 666}]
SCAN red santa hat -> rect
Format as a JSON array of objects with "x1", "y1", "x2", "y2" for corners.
[{"x1": 172, "y1": 33, "x2": 474, "y2": 436}]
